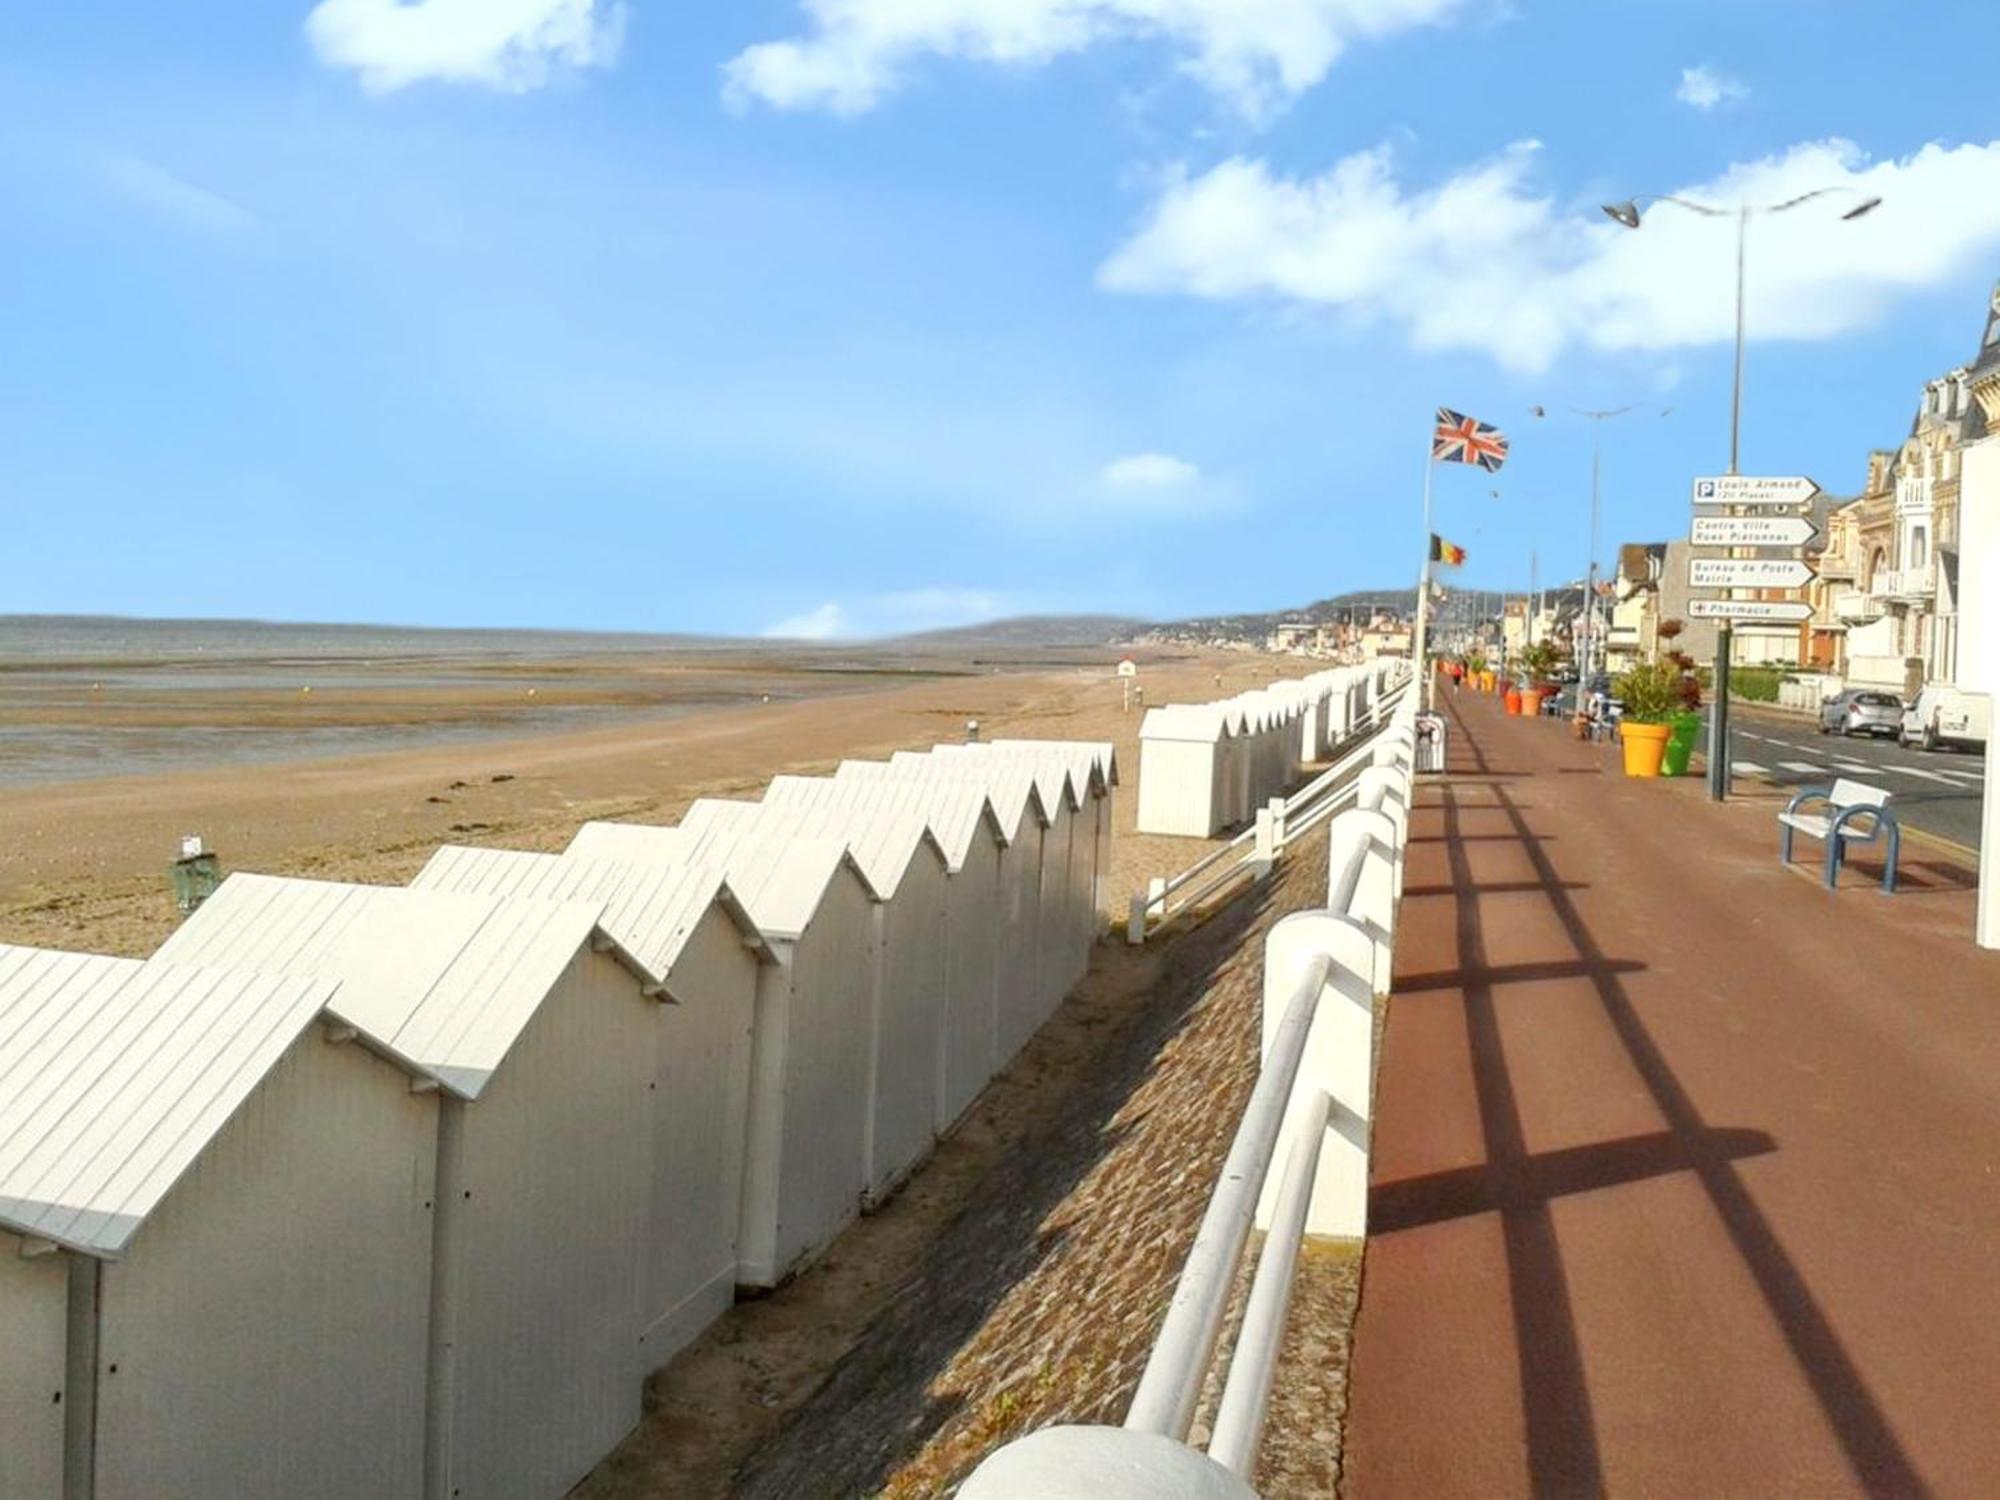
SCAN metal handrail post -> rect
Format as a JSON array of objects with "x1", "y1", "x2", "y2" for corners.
[
  {"x1": 1206, "y1": 1088, "x2": 1334, "y2": 1476},
  {"x1": 1124, "y1": 950, "x2": 1334, "y2": 1440}
]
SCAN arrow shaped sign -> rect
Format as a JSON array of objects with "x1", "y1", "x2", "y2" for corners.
[
  {"x1": 1690, "y1": 515, "x2": 1819, "y2": 548},
  {"x1": 1687, "y1": 599, "x2": 1815, "y2": 623},
  {"x1": 1690, "y1": 475, "x2": 1820, "y2": 507},
  {"x1": 1689, "y1": 558, "x2": 1816, "y2": 589}
]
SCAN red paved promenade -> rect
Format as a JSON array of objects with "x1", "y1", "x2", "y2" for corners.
[{"x1": 1345, "y1": 688, "x2": 2000, "y2": 1499}]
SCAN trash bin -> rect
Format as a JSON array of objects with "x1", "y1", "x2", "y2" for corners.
[
  {"x1": 1415, "y1": 713, "x2": 1448, "y2": 774},
  {"x1": 1661, "y1": 712, "x2": 1701, "y2": 778}
]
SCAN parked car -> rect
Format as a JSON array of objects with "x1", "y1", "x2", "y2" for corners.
[
  {"x1": 1900, "y1": 684, "x2": 1991, "y2": 752},
  {"x1": 1819, "y1": 689, "x2": 1903, "y2": 738}
]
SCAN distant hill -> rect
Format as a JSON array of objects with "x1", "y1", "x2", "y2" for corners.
[
  {"x1": 891, "y1": 614, "x2": 1149, "y2": 649},
  {"x1": 1141, "y1": 588, "x2": 1423, "y2": 643}
]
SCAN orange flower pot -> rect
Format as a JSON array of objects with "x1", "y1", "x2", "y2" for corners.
[
  {"x1": 1520, "y1": 688, "x2": 1546, "y2": 717},
  {"x1": 1503, "y1": 689, "x2": 1522, "y2": 715},
  {"x1": 1620, "y1": 721, "x2": 1671, "y2": 778}
]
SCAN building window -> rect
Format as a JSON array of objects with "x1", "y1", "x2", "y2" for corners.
[{"x1": 1911, "y1": 527, "x2": 1928, "y2": 568}]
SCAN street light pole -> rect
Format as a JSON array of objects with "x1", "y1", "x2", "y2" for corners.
[{"x1": 1602, "y1": 186, "x2": 1880, "y2": 802}]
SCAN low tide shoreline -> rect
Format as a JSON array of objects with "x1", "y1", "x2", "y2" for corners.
[{"x1": 0, "y1": 644, "x2": 1289, "y2": 961}]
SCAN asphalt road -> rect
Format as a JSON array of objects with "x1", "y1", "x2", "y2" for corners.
[{"x1": 1704, "y1": 705, "x2": 1988, "y2": 851}]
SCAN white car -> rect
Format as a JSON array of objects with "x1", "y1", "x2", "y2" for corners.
[{"x1": 1899, "y1": 684, "x2": 1990, "y2": 752}]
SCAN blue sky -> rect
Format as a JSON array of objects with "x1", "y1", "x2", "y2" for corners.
[{"x1": 5, "y1": 1, "x2": 2000, "y2": 638}]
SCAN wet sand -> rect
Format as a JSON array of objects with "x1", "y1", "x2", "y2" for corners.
[{"x1": 0, "y1": 645, "x2": 1291, "y2": 957}]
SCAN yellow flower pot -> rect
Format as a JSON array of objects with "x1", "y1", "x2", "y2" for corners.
[{"x1": 1620, "y1": 721, "x2": 1671, "y2": 778}]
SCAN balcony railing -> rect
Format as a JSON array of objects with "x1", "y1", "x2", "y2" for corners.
[
  {"x1": 1834, "y1": 590, "x2": 1884, "y2": 623},
  {"x1": 1877, "y1": 564, "x2": 1936, "y2": 602}
]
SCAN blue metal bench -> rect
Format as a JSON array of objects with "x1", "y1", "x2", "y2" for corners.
[{"x1": 1779, "y1": 778, "x2": 1901, "y2": 892}]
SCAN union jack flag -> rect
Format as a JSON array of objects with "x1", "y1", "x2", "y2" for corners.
[{"x1": 1432, "y1": 407, "x2": 1510, "y2": 472}]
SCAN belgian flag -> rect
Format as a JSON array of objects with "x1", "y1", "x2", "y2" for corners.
[{"x1": 1430, "y1": 533, "x2": 1467, "y2": 567}]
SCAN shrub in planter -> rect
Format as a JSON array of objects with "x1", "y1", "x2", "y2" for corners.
[{"x1": 1614, "y1": 659, "x2": 1682, "y2": 777}]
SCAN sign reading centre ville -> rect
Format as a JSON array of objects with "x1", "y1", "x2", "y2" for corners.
[
  {"x1": 1691, "y1": 475, "x2": 1820, "y2": 508},
  {"x1": 1690, "y1": 515, "x2": 1819, "y2": 548},
  {"x1": 1687, "y1": 599, "x2": 1815, "y2": 623},
  {"x1": 1688, "y1": 558, "x2": 1816, "y2": 589}
]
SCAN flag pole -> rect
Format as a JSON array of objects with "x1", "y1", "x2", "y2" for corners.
[{"x1": 1415, "y1": 437, "x2": 1436, "y2": 710}]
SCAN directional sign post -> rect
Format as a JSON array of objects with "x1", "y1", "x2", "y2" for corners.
[
  {"x1": 1686, "y1": 475, "x2": 1823, "y2": 805},
  {"x1": 1687, "y1": 599, "x2": 1814, "y2": 623},
  {"x1": 1688, "y1": 558, "x2": 1815, "y2": 589},
  {"x1": 1691, "y1": 475, "x2": 1820, "y2": 507},
  {"x1": 1690, "y1": 515, "x2": 1819, "y2": 548}
]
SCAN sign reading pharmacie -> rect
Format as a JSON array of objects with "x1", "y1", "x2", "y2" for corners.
[
  {"x1": 1686, "y1": 598, "x2": 1815, "y2": 623},
  {"x1": 1687, "y1": 557, "x2": 1815, "y2": 589},
  {"x1": 1690, "y1": 474, "x2": 1820, "y2": 508}
]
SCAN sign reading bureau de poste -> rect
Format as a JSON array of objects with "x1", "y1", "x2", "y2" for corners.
[
  {"x1": 1687, "y1": 558, "x2": 1816, "y2": 589},
  {"x1": 1689, "y1": 515, "x2": 1819, "y2": 548},
  {"x1": 1690, "y1": 475, "x2": 1820, "y2": 508}
]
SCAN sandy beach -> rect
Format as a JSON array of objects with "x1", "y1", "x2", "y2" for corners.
[{"x1": 0, "y1": 644, "x2": 1291, "y2": 957}]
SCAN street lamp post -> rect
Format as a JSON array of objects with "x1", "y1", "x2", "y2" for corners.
[{"x1": 1602, "y1": 188, "x2": 1881, "y2": 801}]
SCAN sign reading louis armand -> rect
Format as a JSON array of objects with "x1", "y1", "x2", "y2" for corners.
[{"x1": 1690, "y1": 475, "x2": 1820, "y2": 508}]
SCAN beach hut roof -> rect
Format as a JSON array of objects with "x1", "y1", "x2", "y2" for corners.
[
  {"x1": 925, "y1": 744, "x2": 1085, "y2": 816},
  {"x1": 566, "y1": 820, "x2": 878, "y2": 941},
  {"x1": 754, "y1": 777, "x2": 960, "y2": 890},
  {"x1": 991, "y1": 738, "x2": 1120, "y2": 789},
  {"x1": 1140, "y1": 705, "x2": 1229, "y2": 745},
  {"x1": 825, "y1": 762, "x2": 1012, "y2": 868},
  {"x1": 410, "y1": 845, "x2": 773, "y2": 991},
  {"x1": 0, "y1": 943, "x2": 339, "y2": 1257},
  {"x1": 153, "y1": 873, "x2": 608, "y2": 1100},
  {"x1": 884, "y1": 751, "x2": 1055, "y2": 840},
  {"x1": 969, "y1": 741, "x2": 1115, "y2": 801}
]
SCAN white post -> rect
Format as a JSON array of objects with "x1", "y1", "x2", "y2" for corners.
[
  {"x1": 1268, "y1": 795, "x2": 1288, "y2": 851},
  {"x1": 1253, "y1": 911, "x2": 1376, "y2": 1238},
  {"x1": 1961, "y1": 436, "x2": 2000, "y2": 947},
  {"x1": 1415, "y1": 446, "x2": 1437, "y2": 711},
  {"x1": 1251, "y1": 806, "x2": 1276, "y2": 878},
  {"x1": 1127, "y1": 890, "x2": 1148, "y2": 946}
]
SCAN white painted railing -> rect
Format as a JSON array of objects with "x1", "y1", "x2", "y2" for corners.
[
  {"x1": 1128, "y1": 669, "x2": 1412, "y2": 945},
  {"x1": 961, "y1": 696, "x2": 1422, "y2": 1499}
]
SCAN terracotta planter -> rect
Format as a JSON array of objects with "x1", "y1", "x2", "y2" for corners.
[
  {"x1": 1503, "y1": 688, "x2": 1522, "y2": 715},
  {"x1": 1520, "y1": 688, "x2": 1546, "y2": 717},
  {"x1": 1620, "y1": 721, "x2": 1671, "y2": 778}
]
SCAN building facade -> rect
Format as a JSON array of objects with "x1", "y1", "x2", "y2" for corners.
[{"x1": 1817, "y1": 282, "x2": 1996, "y2": 694}]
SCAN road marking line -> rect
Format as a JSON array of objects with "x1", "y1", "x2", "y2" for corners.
[
  {"x1": 1880, "y1": 765, "x2": 1961, "y2": 784},
  {"x1": 1778, "y1": 761, "x2": 1828, "y2": 775},
  {"x1": 1732, "y1": 761, "x2": 1768, "y2": 776},
  {"x1": 1832, "y1": 761, "x2": 1874, "y2": 773}
]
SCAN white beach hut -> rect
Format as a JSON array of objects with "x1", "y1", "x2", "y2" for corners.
[
  {"x1": 410, "y1": 845, "x2": 772, "y2": 1366},
  {"x1": 1137, "y1": 705, "x2": 1233, "y2": 837},
  {"x1": 566, "y1": 820, "x2": 880, "y2": 1288},
  {"x1": 679, "y1": 793, "x2": 950, "y2": 1206},
  {"x1": 939, "y1": 741, "x2": 1111, "y2": 989},
  {"x1": 154, "y1": 874, "x2": 656, "y2": 1500},
  {"x1": 901, "y1": 747, "x2": 1079, "y2": 1041},
  {"x1": 831, "y1": 760, "x2": 1026, "y2": 1115},
  {"x1": 883, "y1": 752, "x2": 1056, "y2": 1065},
  {"x1": 0, "y1": 943, "x2": 433, "y2": 1500},
  {"x1": 991, "y1": 738, "x2": 1118, "y2": 933}
]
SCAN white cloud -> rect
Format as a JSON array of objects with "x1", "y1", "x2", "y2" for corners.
[
  {"x1": 1103, "y1": 451, "x2": 1200, "y2": 490},
  {"x1": 762, "y1": 601, "x2": 848, "y2": 640},
  {"x1": 761, "y1": 587, "x2": 1011, "y2": 640},
  {"x1": 1099, "y1": 137, "x2": 2000, "y2": 373},
  {"x1": 723, "y1": 0, "x2": 1464, "y2": 121},
  {"x1": 1676, "y1": 64, "x2": 1747, "y2": 111},
  {"x1": 1099, "y1": 451, "x2": 1240, "y2": 515},
  {"x1": 306, "y1": 0, "x2": 626, "y2": 93}
]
